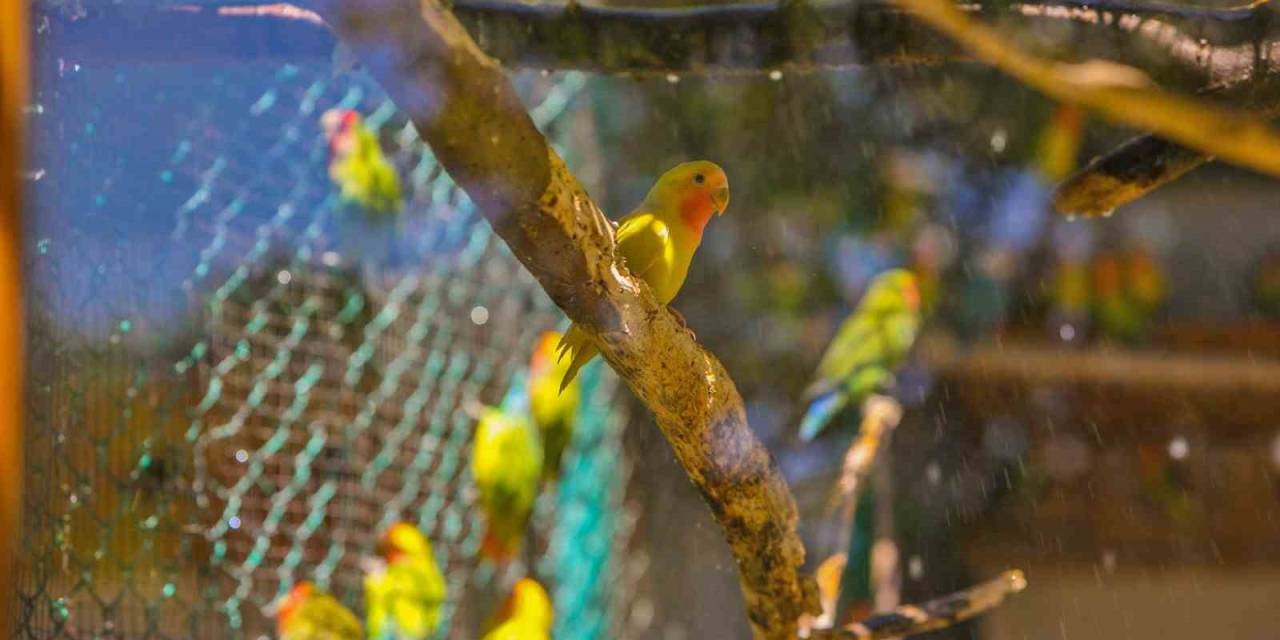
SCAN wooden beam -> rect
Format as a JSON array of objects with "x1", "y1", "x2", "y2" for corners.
[{"x1": 0, "y1": 0, "x2": 27, "y2": 632}]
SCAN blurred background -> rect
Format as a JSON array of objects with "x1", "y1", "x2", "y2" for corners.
[{"x1": 13, "y1": 0, "x2": 1280, "y2": 638}]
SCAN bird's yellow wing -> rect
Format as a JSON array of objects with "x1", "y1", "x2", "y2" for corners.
[{"x1": 615, "y1": 212, "x2": 679, "y2": 302}]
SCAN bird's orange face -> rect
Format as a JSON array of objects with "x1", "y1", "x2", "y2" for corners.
[
  {"x1": 274, "y1": 582, "x2": 314, "y2": 632},
  {"x1": 529, "y1": 331, "x2": 562, "y2": 376},
  {"x1": 380, "y1": 521, "x2": 429, "y2": 564},
  {"x1": 677, "y1": 163, "x2": 730, "y2": 231}
]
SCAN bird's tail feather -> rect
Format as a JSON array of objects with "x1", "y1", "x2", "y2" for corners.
[
  {"x1": 799, "y1": 390, "x2": 849, "y2": 441},
  {"x1": 556, "y1": 325, "x2": 598, "y2": 393}
]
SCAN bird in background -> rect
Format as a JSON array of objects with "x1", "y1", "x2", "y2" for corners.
[
  {"x1": 798, "y1": 269, "x2": 922, "y2": 441},
  {"x1": 471, "y1": 379, "x2": 544, "y2": 563},
  {"x1": 527, "y1": 331, "x2": 579, "y2": 480},
  {"x1": 364, "y1": 522, "x2": 447, "y2": 640},
  {"x1": 481, "y1": 578, "x2": 554, "y2": 640},
  {"x1": 321, "y1": 108, "x2": 403, "y2": 217},
  {"x1": 273, "y1": 581, "x2": 362, "y2": 640},
  {"x1": 556, "y1": 161, "x2": 731, "y2": 391}
]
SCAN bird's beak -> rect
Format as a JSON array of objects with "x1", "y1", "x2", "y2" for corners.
[{"x1": 712, "y1": 187, "x2": 730, "y2": 215}]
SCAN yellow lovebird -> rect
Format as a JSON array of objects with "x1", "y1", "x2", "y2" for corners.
[
  {"x1": 274, "y1": 581, "x2": 362, "y2": 640},
  {"x1": 472, "y1": 405, "x2": 543, "y2": 562},
  {"x1": 556, "y1": 161, "x2": 730, "y2": 391},
  {"x1": 527, "y1": 331, "x2": 578, "y2": 480},
  {"x1": 320, "y1": 108, "x2": 403, "y2": 216},
  {"x1": 481, "y1": 578, "x2": 554, "y2": 640},
  {"x1": 364, "y1": 522, "x2": 447, "y2": 640}
]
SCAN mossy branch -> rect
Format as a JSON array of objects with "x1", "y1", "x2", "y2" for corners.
[{"x1": 310, "y1": 0, "x2": 819, "y2": 636}]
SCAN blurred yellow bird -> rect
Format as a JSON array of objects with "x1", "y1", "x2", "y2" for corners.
[
  {"x1": 364, "y1": 522, "x2": 447, "y2": 640},
  {"x1": 527, "y1": 331, "x2": 579, "y2": 480},
  {"x1": 274, "y1": 581, "x2": 362, "y2": 640},
  {"x1": 471, "y1": 406, "x2": 543, "y2": 562},
  {"x1": 481, "y1": 578, "x2": 554, "y2": 640},
  {"x1": 557, "y1": 161, "x2": 730, "y2": 391}
]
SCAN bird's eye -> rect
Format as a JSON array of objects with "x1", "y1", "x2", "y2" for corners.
[{"x1": 694, "y1": 173, "x2": 706, "y2": 184}]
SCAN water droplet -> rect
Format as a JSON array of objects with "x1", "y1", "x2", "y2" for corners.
[
  {"x1": 1168, "y1": 435, "x2": 1189, "y2": 460},
  {"x1": 925, "y1": 461, "x2": 942, "y2": 485},
  {"x1": 1100, "y1": 209, "x2": 1115, "y2": 218},
  {"x1": 163, "y1": 583, "x2": 176, "y2": 598},
  {"x1": 94, "y1": 194, "x2": 105, "y2": 207},
  {"x1": 768, "y1": 70, "x2": 783, "y2": 81},
  {"x1": 1058, "y1": 323, "x2": 1075, "y2": 341},
  {"x1": 228, "y1": 516, "x2": 242, "y2": 530},
  {"x1": 908, "y1": 555, "x2": 925, "y2": 579},
  {"x1": 23, "y1": 169, "x2": 45, "y2": 181},
  {"x1": 1066, "y1": 214, "x2": 1078, "y2": 222},
  {"x1": 118, "y1": 320, "x2": 132, "y2": 333},
  {"x1": 665, "y1": 73, "x2": 680, "y2": 84},
  {"x1": 235, "y1": 449, "x2": 249, "y2": 463},
  {"x1": 160, "y1": 170, "x2": 174, "y2": 183},
  {"x1": 470, "y1": 305, "x2": 489, "y2": 325},
  {"x1": 990, "y1": 128, "x2": 1008, "y2": 153},
  {"x1": 36, "y1": 238, "x2": 50, "y2": 254},
  {"x1": 143, "y1": 515, "x2": 159, "y2": 529},
  {"x1": 321, "y1": 251, "x2": 340, "y2": 267},
  {"x1": 276, "y1": 270, "x2": 292, "y2": 285}
]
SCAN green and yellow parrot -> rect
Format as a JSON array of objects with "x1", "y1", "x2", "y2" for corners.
[
  {"x1": 364, "y1": 522, "x2": 447, "y2": 640},
  {"x1": 321, "y1": 109, "x2": 402, "y2": 216},
  {"x1": 528, "y1": 331, "x2": 579, "y2": 480},
  {"x1": 556, "y1": 161, "x2": 731, "y2": 390},
  {"x1": 274, "y1": 581, "x2": 362, "y2": 640},
  {"x1": 471, "y1": 398, "x2": 543, "y2": 562},
  {"x1": 481, "y1": 578, "x2": 554, "y2": 640},
  {"x1": 799, "y1": 269, "x2": 922, "y2": 441}
]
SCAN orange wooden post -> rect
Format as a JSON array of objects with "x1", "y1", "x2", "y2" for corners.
[{"x1": 0, "y1": 0, "x2": 28, "y2": 631}]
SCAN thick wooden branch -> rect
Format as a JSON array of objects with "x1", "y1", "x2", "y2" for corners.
[
  {"x1": 808, "y1": 570, "x2": 1028, "y2": 639},
  {"x1": 310, "y1": 0, "x2": 818, "y2": 636},
  {"x1": 1054, "y1": 79, "x2": 1280, "y2": 216},
  {"x1": 41, "y1": 0, "x2": 1280, "y2": 81}
]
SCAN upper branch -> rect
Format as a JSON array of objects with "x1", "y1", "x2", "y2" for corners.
[
  {"x1": 42, "y1": 0, "x2": 1280, "y2": 81},
  {"x1": 309, "y1": 0, "x2": 818, "y2": 636}
]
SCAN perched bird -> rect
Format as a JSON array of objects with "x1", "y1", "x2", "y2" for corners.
[
  {"x1": 481, "y1": 578, "x2": 554, "y2": 640},
  {"x1": 799, "y1": 269, "x2": 922, "y2": 441},
  {"x1": 471, "y1": 403, "x2": 544, "y2": 562},
  {"x1": 1091, "y1": 246, "x2": 1165, "y2": 344},
  {"x1": 321, "y1": 109, "x2": 402, "y2": 216},
  {"x1": 527, "y1": 331, "x2": 579, "y2": 480},
  {"x1": 556, "y1": 161, "x2": 731, "y2": 391},
  {"x1": 274, "y1": 581, "x2": 362, "y2": 640},
  {"x1": 364, "y1": 522, "x2": 447, "y2": 640}
]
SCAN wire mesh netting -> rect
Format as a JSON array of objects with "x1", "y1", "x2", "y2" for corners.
[{"x1": 16, "y1": 50, "x2": 643, "y2": 639}]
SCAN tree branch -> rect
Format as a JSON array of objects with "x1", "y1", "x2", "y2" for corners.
[
  {"x1": 41, "y1": 0, "x2": 1280, "y2": 81},
  {"x1": 1054, "y1": 79, "x2": 1280, "y2": 216},
  {"x1": 309, "y1": 0, "x2": 818, "y2": 636},
  {"x1": 807, "y1": 570, "x2": 1028, "y2": 639}
]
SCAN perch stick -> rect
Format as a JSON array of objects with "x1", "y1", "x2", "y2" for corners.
[{"x1": 809, "y1": 570, "x2": 1028, "y2": 639}]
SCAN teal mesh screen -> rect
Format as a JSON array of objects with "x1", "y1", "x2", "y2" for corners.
[{"x1": 17, "y1": 51, "x2": 641, "y2": 640}]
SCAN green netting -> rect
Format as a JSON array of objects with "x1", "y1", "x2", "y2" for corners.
[{"x1": 17, "y1": 58, "x2": 640, "y2": 639}]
